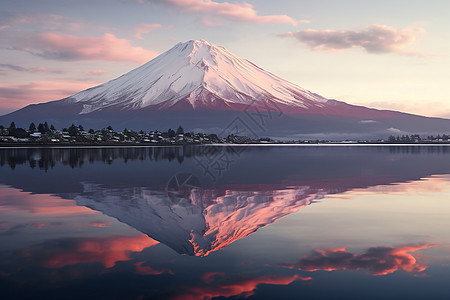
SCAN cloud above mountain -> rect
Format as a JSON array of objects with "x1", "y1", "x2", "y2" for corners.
[
  {"x1": 12, "y1": 33, "x2": 158, "y2": 63},
  {"x1": 280, "y1": 24, "x2": 425, "y2": 55},
  {"x1": 0, "y1": 64, "x2": 64, "y2": 74},
  {"x1": 0, "y1": 12, "x2": 83, "y2": 32},
  {"x1": 138, "y1": 0, "x2": 306, "y2": 26},
  {"x1": 134, "y1": 23, "x2": 163, "y2": 39}
]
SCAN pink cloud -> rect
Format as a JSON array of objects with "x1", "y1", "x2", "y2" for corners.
[
  {"x1": 200, "y1": 17, "x2": 223, "y2": 27},
  {"x1": 134, "y1": 23, "x2": 163, "y2": 39},
  {"x1": 148, "y1": 0, "x2": 306, "y2": 26},
  {"x1": 0, "y1": 64, "x2": 64, "y2": 74},
  {"x1": 16, "y1": 33, "x2": 158, "y2": 63},
  {"x1": 88, "y1": 221, "x2": 112, "y2": 227},
  {"x1": 88, "y1": 69, "x2": 109, "y2": 76},
  {"x1": 29, "y1": 66, "x2": 64, "y2": 74},
  {"x1": 0, "y1": 13, "x2": 82, "y2": 32},
  {"x1": 0, "y1": 186, "x2": 99, "y2": 216},
  {"x1": 280, "y1": 24, "x2": 425, "y2": 55}
]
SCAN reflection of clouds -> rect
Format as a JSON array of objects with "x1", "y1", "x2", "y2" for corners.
[
  {"x1": 285, "y1": 244, "x2": 439, "y2": 276},
  {"x1": 366, "y1": 175, "x2": 450, "y2": 194},
  {"x1": 171, "y1": 274, "x2": 311, "y2": 300},
  {"x1": 0, "y1": 185, "x2": 96, "y2": 216},
  {"x1": 202, "y1": 271, "x2": 225, "y2": 283},
  {"x1": 329, "y1": 175, "x2": 450, "y2": 199},
  {"x1": 134, "y1": 261, "x2": 173, "y2": 275},
  {"x1": 42, "y1": 234, "x2": 159, "y2": 268},
  {"x1": 88, "y1": 221, "x2": 112, "y2": 227},
  {"x1": 0, "y1": 221, "x2": 62, "y2": 236},
  {"x1": 0, "y1": 234, "x2": 161, "y2": 290}
]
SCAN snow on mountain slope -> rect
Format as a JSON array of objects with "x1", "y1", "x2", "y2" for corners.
[{"x1": 67, "y1": 40, "x2": 328, "y2": 114}]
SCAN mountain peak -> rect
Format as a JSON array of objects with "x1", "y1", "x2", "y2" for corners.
[
  {"x1": 64, "y1": 39, "x2": 327, "y2": 114},
  {"x1": 173, "y1": 39, "x2": 220, "y2": 54},
  {"x1": 171, "y1": 39, "x2": 231, "y2": 67},
  {"x1": 177, "y1": 39, "x2": 224, "y2": 50},
  {"x1": 182, "y1": 39, "x2": 213, "y2": 46}
]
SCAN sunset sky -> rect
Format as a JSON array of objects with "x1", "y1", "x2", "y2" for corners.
[{"x1": 1, "y1": 0, "x2": 450, "y2": 118}]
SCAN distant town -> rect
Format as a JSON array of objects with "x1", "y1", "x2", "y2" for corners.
[{"x1": 1, "y1": 121, "x2": 450, "y2": 146}]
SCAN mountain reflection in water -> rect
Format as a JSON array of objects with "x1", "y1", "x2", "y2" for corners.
[
  {"x1": 1, "y1": 146, "x2": 450, "y2": 256},
  {"x1": 1, "y1": 146, "x2": 450, "y2": 299},
  {"x1": 74, "y1": 183, "x2": 321, "y2": 256}
]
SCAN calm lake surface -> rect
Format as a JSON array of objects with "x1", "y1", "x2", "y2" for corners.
[{"x1": 1, "y1": 145, "x2": 450, "y2": 299}]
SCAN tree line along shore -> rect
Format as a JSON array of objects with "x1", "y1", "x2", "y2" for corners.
[{"x1": 1, "y1": 121, "x2": 450, "y2": 146}]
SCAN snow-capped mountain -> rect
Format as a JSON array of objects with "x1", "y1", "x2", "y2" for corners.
[
  {"x1": 2, "y1": 39, "x2": 450, "y2": 138},
  {"x1": 69, "y1": 39, "x2": 328, "y2": 114}
]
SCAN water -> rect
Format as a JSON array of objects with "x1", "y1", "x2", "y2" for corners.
[{"x1": 1, "y1": 145, "x2": 450, "y2": 299}]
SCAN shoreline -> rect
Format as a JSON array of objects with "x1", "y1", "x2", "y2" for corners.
[{"x1": 1, "y1": 142, "x2": 450, "y2": 148}]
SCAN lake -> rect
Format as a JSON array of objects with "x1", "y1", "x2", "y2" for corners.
[{"x1": 1, "y1": 145, "x2": 450, "y2": 299}]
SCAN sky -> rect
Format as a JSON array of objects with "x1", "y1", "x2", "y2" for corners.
[{"x1": 1, "y1": 0, "x2": 450, "y2": 118}]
